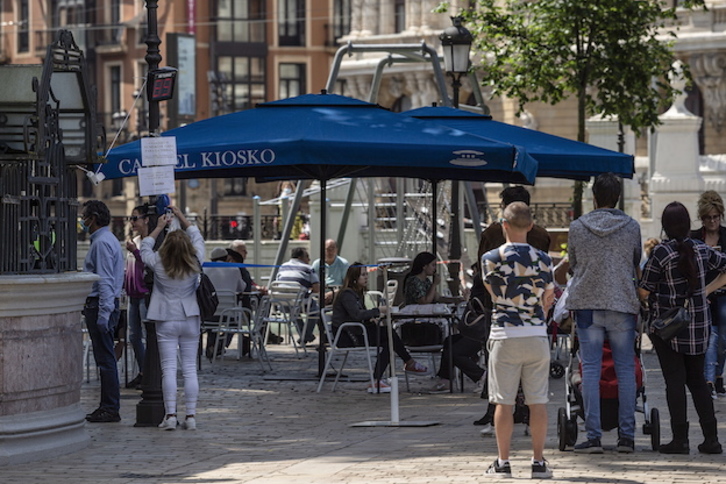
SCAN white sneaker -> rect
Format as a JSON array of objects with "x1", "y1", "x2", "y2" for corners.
[
  {"x1": 181, "y1": 417, "x2": 196, "y2": 430},
  {"x1": 158, "y1": 415, "x2": 177, "y2": 431},
  {"x1": 367, "y1": 380, "x2": 392, "y2": 393},
  {"x1": 479, "y1": 424, "x2": 493, "y2": 436}
]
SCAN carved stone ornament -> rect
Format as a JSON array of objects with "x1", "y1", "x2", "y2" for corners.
[{"x1": 690, "y1": 52, "x2": 726, "y2": 132}]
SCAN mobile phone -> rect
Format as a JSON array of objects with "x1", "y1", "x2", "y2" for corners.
[{"x1": 165, "y1": 208, "x2": 173, "y2": 216}]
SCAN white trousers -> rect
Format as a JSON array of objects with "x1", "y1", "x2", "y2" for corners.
[{"x1": 156, "y1": 316, "x2": 200, "y2": 416}]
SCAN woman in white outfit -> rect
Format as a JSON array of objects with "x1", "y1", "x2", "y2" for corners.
[{"x1": 140, "y1": 205, "x2": 205, "y2": 431}]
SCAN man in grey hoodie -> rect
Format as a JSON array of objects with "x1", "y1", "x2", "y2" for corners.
[{"x1": 566, "y1": 173, "x2": 642, "y2": 454}]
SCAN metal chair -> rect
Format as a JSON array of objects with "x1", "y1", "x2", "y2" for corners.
[
  {"x1": 210, "y1": 303, "x2": 272, "y2": 371},
  {"x1": 264, "y1": 281, "x2": 308, "y2": 357},
  {"x1": 316, "y1": 309, "x2": 376, "y2": 392}
]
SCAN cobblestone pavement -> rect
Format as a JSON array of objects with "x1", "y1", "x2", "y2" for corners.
[{"x1": 2, "y1": 338, "x2": 725, "y2": 484}]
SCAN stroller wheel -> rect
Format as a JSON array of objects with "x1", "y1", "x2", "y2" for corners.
[
  {"x1": 566, "y1": 417, "x2": 578, "y2": 446},
  {"x1": 557, "y1": 407, "x2": 568, "y2": 451},
  {"x1": 550, "y1": 361, "x2": 565, "y2": 379},
  {"x1": 650, "y1": 408, "x2": 661, "y2": 451}
]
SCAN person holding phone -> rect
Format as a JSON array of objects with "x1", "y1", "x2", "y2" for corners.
[
  {"x1": 691, "y1": 190, "x2": 726, "y2": 398},
  {"x1": 403, "y1": 251, "x2": 461, "y2": 305},
  {"x1": 141, "y1": 206, "x2": 205, "y2": 431},
  {"x1": 332, "y1": 263, "x2": 429, "y2": 393}
]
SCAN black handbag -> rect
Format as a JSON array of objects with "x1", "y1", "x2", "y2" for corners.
[
  {"x1": 458, "y1": 296, "x2": 490, "y2": 342},
  {"x1": 651, "y1": 299, "x2": 690, "y2": 341},
  {"x1": 196, "y1": 269, "x2": 219, "y2": 322}
]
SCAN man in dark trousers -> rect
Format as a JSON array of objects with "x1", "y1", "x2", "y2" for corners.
[{"x1": 81, "y1": 200, "x2": 124, "y2": 423}]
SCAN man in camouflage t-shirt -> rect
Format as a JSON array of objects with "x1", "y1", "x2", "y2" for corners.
[{"x1": 481, "y1": 201, "x2": 555, "y2": 479}]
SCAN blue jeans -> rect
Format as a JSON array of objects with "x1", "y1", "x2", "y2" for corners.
[
  {"x1": 704, "y1": 295, "x2": 726, "y2": 383},
  {"x1": 575, "y1": 310, "x2": 637, "y2": 440},
  {"x1": 127, "y1": 296, "x2": 147, "y2": 371},
  {"x1": 84, "y1": 298, "x2": 121, "y2": 413}
]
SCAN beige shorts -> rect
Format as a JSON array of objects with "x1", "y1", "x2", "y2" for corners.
[{"x1": 487, "y1": 336, "x2": 550, "y2": 406}]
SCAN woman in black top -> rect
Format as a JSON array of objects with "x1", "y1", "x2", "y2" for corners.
[
  {"x1": 332, "y1": 263, "x2": 428, "y2": 393},
  {"x1": 690, "y1": 190, "x2": 726, "y2": 397}
]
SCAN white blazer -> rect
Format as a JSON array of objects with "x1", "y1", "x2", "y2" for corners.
[{"x1": 140, "y1": 225, "x2": 205, "y2": 321}]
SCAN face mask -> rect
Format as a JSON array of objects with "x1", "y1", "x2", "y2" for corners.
[{"x1": 80, "y1": 218, "x2": 90, "y2": 233}]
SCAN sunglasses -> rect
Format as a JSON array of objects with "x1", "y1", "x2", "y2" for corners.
[{"x1": 128, "y1": 215, "x2": 145, "y2": 222}]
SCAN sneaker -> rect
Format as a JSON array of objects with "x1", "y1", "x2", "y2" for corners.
[
  {"x1": 367, "y1": 380, "x2": 392, "y2": 393},
  {"x1": 479, "y1": 424, "x2": 494, "y2": 436},
  {"x1": 531, "y1": 459, "x2": 553, "y2": 479},
  {"x1": 428, "y1": 380, "x2": 449, "y2": 394},
  {"x1": 404, "y1": 360, "x2": 430, "y2": 375},
  {"x1": 574, "y1": 438, "x2": 603, "y2": 454},
  {"x1": 181, "y1": 417, "x2": 196, "y2": 431},
  {"x1": 716, "y1": 377, "x2": 726, "y2": 396},
  {"x1": 616, "y1": 437, "x2": 635, "y2": 453},
  {"x1": 158, "y1": 415, "x2": 177, "y2": 430},
  {"x1": 85, "y1": 408, "x2": 121, "y2": 423},
  {"x1": 708, "y1": 381, "x2": 718, "y2": 399},
  {"x1": 485, "y1": 459, "x2": 512, "y2": 478}
]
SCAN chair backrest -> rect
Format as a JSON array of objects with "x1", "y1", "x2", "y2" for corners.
[
  {"x1": 385, "y1": 279, "x2": 398, "y2": 306},
  {"x1": 319, "y1": 308, "x2": 335, "y2": 346},
  {"x1": 268, "y1": 280, "x2": 307, "y2": 315},
  {"x1": 365, "y1": 290, "x2": 385, "y2": 309}
]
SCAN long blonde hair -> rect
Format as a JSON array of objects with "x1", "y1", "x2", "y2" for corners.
[{"x1": 158, "y1": 230, "x2": 200, "y2": 279}]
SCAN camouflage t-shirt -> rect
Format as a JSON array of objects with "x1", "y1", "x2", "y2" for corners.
[{"x1": 482, "y1": 243, "x2": 554, "y2": 340}]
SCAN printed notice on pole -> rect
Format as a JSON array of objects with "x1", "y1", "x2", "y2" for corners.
[
  {"x1": 141, "y1": 137, "x2": 178, "y2": 166},
  {"x1": 138, "y1": 165, "x2": 176, "y2": 196}
]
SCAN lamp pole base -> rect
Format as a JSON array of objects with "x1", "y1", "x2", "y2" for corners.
[{"x1": 134, "y1": 320, "x2": 165, "y2": 427}]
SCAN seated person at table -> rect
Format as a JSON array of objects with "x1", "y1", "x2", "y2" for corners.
[
  {"x1": 312, "y1": 239, "x2": 350, "y2": 304},
  {"x1": 203, "y1": 247, "x2": 246, "y2": 360},
  {"x1": 276, "y1": 247, "x2": 319, "y2": 344},
  {"x1": 429, "y1": 263, "x2": 487, "y2": 394},
  {"x1": 332, "y1": 263, "x2": 430, "y2": 393},
  {"x1": 403, "y1": 251, "x2": 462, "y2": 305}
]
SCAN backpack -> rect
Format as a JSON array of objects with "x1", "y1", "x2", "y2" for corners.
[{"x1": 458, "y1": 296, "x2": 490, "y2": 342}]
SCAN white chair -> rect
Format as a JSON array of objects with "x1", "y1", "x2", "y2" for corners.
[
  {"x1": 385, "y1": 279, "x2": 398, "y2": 306},
  {"x1": 209, "y1": 306, "x2": 252, "y2": 362},
  {"x1": 316, "y1": 310, "x2": 376, "y2": 392},
  {"x1": 265, "y1": 281, "x2": 308, "y2": 356}
]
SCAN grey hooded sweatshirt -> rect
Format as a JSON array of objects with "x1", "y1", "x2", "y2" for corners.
[{"x1": 566, "y1": 208, "x2": 641, "y2": 314}]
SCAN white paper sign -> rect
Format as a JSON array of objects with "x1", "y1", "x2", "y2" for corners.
[
  {"x1": 141, "y1": 137, "x2": 178, "y2": 166},
  {"x1": 138, "y1": 165, "x2": 176, "y2": 196}
]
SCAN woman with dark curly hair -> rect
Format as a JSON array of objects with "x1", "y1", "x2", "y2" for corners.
[
  {"x1": 332, "y1": 263, "x2": 429, "y2": 393},
  {"x1": 690, "y1": 190, "x2": 726, "y2": 398},
  {"x1": 639, "y1": 201, "x2": 726, "y2": 454}
]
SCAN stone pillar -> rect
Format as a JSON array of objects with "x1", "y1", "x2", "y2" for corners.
[
  {"x1": 0, "y1": 272, "x2": 97, "y2": 465},
  {"x1": 585, "y1": 114, "x2": 640, "y2": 219},
  {"x1": 350, "y1": 0, "x2": 364, "y2": 36},
  {"x1": 650, "y1": 62, "x2": 704, "y2": 234},
  {"x1": 406, "y1": 0, "x2": 421, "y2": 34},
  {"x1": 360, "y1": 0, "x2": 378, "y2": 36}
]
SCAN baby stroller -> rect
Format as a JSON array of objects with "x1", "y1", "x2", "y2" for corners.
[
  {"x1": 548, "y1": 283, "x2": 570, "y2": 380},
  {"x1": 557, "y1": 319, "x2": 661, "y2": 451}
]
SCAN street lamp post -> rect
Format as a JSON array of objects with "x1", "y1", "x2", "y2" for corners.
[
  {"x1": 135, "y1": 0, "x2": 166, "y2": 428},
  {"x1": 440, "y1": 16, "x2": 473, "y2": 297}
]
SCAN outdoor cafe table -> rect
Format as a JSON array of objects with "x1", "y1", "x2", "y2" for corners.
[{"x1": 390, "y1": 308, "x2": 459, "y2": 393}]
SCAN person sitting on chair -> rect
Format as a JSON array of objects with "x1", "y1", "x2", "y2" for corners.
[
  {"x1": 332, "y1": 263, "x2": 430, "y2": 393},
  {"x1": 403, "y1": 251, "x2": 462, "y2": 305},
  {"x1": 276, "y1": 247, "x2": 320, "y2": 344},
  {"x1": 202, "y1": 247, "x2": 246, "y2": 360},
  {"x1": 428, "y1": 263, "x2": 487, "y2": 394}
]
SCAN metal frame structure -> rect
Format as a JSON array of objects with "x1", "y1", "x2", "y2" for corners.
[{"x1": 0, "y1": 30, "x2": 103, "y2": 274}]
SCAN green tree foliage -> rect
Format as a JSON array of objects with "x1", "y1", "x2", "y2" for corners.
[{"x1": 439, "y1": 0, "x2": 704, "y2": 216}]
